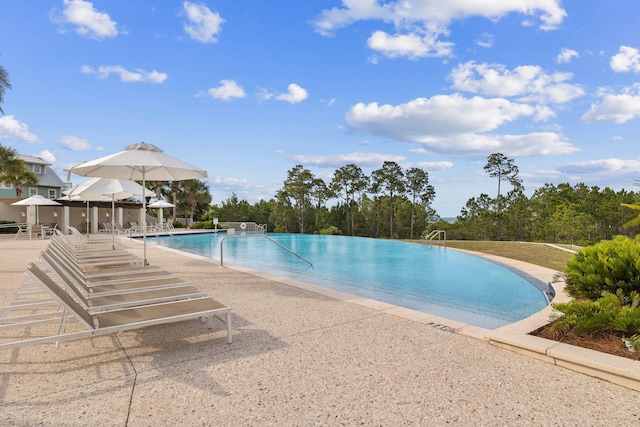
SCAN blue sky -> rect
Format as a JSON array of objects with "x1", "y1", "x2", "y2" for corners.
[{"x1": 1, "y1": 1, "x2": 640, "y2": 217}]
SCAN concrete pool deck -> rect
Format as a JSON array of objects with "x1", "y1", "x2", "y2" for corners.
[{"x1": 1, "y1": 236, "x2": 640, "y2": 425}]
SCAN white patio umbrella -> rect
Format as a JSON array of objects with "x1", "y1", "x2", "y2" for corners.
[
  {"x1": 66, "y1": 177, "x2": 156, "y2": 249},
  {"x1": 68, "y1": 142, "x2": 207, "y2": 264},
  {"x1": 148, "y1": 199, "x2": 174, "y2": 230},
  {"x1": 12, "y1": 195, "x2": 61, "y2": 225}
]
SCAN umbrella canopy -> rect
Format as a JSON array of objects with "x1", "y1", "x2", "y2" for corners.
[
  {"x1": 147, "y1": 199, "x2": 174, "y2": 208},
  {"x1": 12, "y1": 195, "x2": 62, "y2": 224},
  {"x1": 68, "y1": 177, "x2": 156, "y2": 201},
  {"x1": 148, "y1": 199, "x2": 175, "y2": 229},
  {"x1": 67, "y1": 142, "x2": 208, "y2": 181},
  {"x1": 68, "y1": 142, "x2": 207, "y2": 264}
]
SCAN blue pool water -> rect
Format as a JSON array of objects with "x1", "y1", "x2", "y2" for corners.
[{"x1": 150, "y1": 232, "x2": 548, "y2": 329}]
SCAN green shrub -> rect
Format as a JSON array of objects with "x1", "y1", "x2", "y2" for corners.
[
  {"x1": 0, "y1": 220, "x2": 18, "y2": 234},
  {"x1": 190, "y1": 220, "x2": 213, "y2": 229},
  {"x1": 551, "y1": 289, "x2": 640, "y2": 336},
  {"x1": 317, "y1": 226, "x2": 342, "y2": 235},
  {"x1": 562, "y1": 235, "x2": 640, "y2": 300}
]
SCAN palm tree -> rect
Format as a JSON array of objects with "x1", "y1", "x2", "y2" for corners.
[
  {"x1": 0, "y1": 64, "x2": 11, "y2": 114},
  {"x1": 179, "y1": 179, "x2": 211, "y2": 226},
  {"x1": 0, "y1": 144, "x2": 37, "y2": 196},
  {"x1": 3, "y1": 159, "x2": 38, "y2": 197}
]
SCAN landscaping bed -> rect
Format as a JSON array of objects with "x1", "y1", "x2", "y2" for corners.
[{"x1": 532, "y1": 321, "x2": 640, "y2": 361}]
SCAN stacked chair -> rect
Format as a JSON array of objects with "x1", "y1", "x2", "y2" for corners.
[{"x1": 0, "y1": 230, "x2": 232, "y2": 350}]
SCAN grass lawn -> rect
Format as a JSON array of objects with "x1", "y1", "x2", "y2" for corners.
[{"x1": 410, "y1": 240, "x2": 575, "y2": 272}]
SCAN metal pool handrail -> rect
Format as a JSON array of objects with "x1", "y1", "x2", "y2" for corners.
[{"x1": 219, "y1": 234, "x2": 313, "y2": 268}]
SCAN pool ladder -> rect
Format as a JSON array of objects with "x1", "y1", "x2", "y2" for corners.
[
  {"x1": 425, "y1": 230, "x2": 446, "y2": 248},
  {"x1": 219, "y1": 234, "x2": 313, "y2": 268}
]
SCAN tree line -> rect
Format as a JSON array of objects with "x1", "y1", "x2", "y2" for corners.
[
  {"x1": 203, "y1": 161, "x2": 437, "y2": 239},
  {"x1": 200, "y1": 154, "x2": 640, "y2": 245}
]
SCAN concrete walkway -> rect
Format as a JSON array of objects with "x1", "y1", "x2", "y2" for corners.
[{"x1": 1, "y1": 237, "x2": 640, "y2": 426}]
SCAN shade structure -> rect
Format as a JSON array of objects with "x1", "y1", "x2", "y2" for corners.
[
  {"x1": 148, "y1": 199, "x2": 174, "y2": 229},
  {"x1": 66, "y1": 177, "x2": 156, "y2": 248},
  {"x1": 68, "y1": 142, "x2": 207, "y2": 264},
  {"x1": 12, "y1": 195, "x2": 62, "y2": 224}
]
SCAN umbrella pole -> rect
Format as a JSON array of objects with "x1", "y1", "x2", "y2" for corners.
[
  {"x1": 143, "y1": 174, "x2": 147, "y2": 265},
  {"x1": 86, "y1": 201, "x2": 89, "y2": 237},
  {"x1": 112, "y1": 196, "x2": 116, "y2": 250}
]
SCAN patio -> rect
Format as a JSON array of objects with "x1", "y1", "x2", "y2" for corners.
[{"x1": 1, "y1": 236, "x2": 639, "y2": 425}]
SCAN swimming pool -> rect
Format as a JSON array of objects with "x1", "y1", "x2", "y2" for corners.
[{"x1": 151, "y1": 232, "x2": 549, "y2": 329}]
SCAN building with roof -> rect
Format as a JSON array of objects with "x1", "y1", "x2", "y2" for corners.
[{"x1": 0, "y1": 155, "x2": 69, "y2": 200}]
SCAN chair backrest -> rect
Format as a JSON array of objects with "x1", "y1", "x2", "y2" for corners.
[
  {"x1": 40, "y1": 249, "x2": 91, "y2": 300},
  {"x1": 25, "y1": 264, "x2": 95, "y2": 329},
  {"x1": 68, "y1": 226, "x2": 88, "y2": 242}
]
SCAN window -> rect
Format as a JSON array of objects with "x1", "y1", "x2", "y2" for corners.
[
  {"x1": 29, "y1": 188, "x2": 37, "y2": 196},
  {"x1": 0, "y1": 181, "x2": 13, "y2": 189},
  {"x1": 32, "y1": 164, "x2": 43, "y2": 174},
  {"x1": 48, "y1": 189, "x2": 56, "y2": 199}
]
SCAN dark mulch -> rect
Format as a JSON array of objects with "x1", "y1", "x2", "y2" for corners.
[{"x1": 531, "y1": 322, "x2": 640, "y2": 361}]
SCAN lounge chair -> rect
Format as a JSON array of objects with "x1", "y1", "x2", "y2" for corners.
[
  {"x1": 40, "y1": 249, "x2": 194, "y2": 300},
  {"x1": 68, "y1": 226, "x2": 122, "y2": 247},
  {"x1": 45, "y1": 223, "x2": 59, "y2": 237},
  {"x1": 37, "y1": 252, "x2": 206, "y2": 313},
  {"x1": 0, "y1": 263, "x2": 232, "y2": 349},
  {"x1": 128, "y1": 222, "x2": 144, "y2": 234},
  {"x1": 41, "y1": 247, "x2": 172, "y2": 285},
  {"x1": 13, "y1": 223, "x2": 28, "y2": 239},
  {"x1": 114, "y1": 223, "x2": 126, "y2": 234},
  {"x1": 47, "y1": 239, "x2": 166, "y2": 278},
  {"x1": 99, "y1": 223, "x2": 115, "y2": 234},
  {"x1": 50, "y1": 237, "x2": 142, "y2": 270}
]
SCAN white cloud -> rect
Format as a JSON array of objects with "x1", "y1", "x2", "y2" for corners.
[
  {"x1": 54, "y1": 0, "x2": 118, "y2": 40},
  {"x1": 37, "y1": 150, "x2": 56, "y2": 164},
  {"x1": 0, "y1": 115, "x2": 40, "y2": 143},
  {"x1": 257, "y1": 88, "x2": 274, "y2": 102},
  {"x1": 610, "y1": 46, "x2": 640, "y2": 72},
  {"x1": 182, "y1": 1, "x2": 224, "y2": 44},
  {"x1": 367, "y1": 26, "x2": 454, "y2": 59},
  {"x1": 59, "y1": 135, "x2": 104, "y2": 151},
  {"x1": 313, "y1": 0, "x2": 566, "y2": 58},
  {"x1": 344, "y1": 94, "x2": 579, "y2": 157},
  {"x1": 449, "y1": 61, "x2": 585, "y2": 104},
  {"x1": 582, "y1": 84, "x2": 640, "y2": 124},
  {"x1": 558, "y1": 158, "x2": 640, "y2": 179},
  {"x1": 81, "y1": 65, "x2": 168, "y2": 83},
  {"x1": 275, "y1": 83, "x2": 308, "y2": 104},
  {"x1": 346, "y1": 94, "x2": 537, "y2": 138},
  {"x1": 403, "y1": 161, "x2": 454, "y2": 172},
  {"x1": 209, "y1": 176, "x2": 273, "y2": 202},
  {"x1": 556, "y1": 48, "x2": 579, "y2": 64},
  {"x1": 424, "y1": 132, "x2": 578, "y2": 157},
  {"x1": 292, "y1": 152, "x2": 405, "y2": 167},
  {"x1": 201, "y1": 80, "x2": 246, "y2": 100},
  {"x1": 475, "y1": 33, "x2": 493, "y2": 49}
]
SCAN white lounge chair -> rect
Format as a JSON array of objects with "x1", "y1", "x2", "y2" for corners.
[{"x1": 0, "y1": 263, "x2": 232, "y2": 350}]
